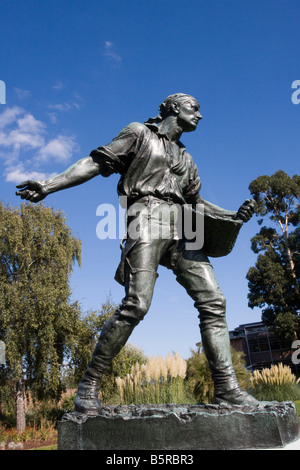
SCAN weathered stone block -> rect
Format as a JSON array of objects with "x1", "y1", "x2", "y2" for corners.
[{"x1": 58, "y1": 402, "x2": 300, "y2": 450}]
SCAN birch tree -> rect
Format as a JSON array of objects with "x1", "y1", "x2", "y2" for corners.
[{"x1": 0, "y1": 202, "x2": 81, "y2": 431}]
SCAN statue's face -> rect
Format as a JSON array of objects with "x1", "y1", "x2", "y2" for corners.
[{"x1": 176, "y1": 98, "x2": 202, "y2": 132}]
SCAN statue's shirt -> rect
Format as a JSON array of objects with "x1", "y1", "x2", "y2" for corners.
[
  {"x1": 90, "y1": 122, "x2": 201, "y2": 205},
  {"x1": 91, "y1": 122, "x2": 241, "y2": 280}
]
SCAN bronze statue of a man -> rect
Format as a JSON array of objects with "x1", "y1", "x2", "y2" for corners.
[{"x1": 16, "y1": 93, "x2": 258, "y2": 413}]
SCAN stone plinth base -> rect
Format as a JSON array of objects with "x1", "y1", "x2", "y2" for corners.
[{"x1": 58, "y1": 402, "x2": 300, "y2": 450}]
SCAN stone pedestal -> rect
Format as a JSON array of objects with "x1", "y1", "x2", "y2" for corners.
[{"x1": 58, "y1": 401, "x2": 300, "y2": 450}]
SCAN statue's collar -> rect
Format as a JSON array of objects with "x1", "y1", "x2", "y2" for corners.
[{"x1": 144, "y1": 122, "x2": 185, "y2": 148}]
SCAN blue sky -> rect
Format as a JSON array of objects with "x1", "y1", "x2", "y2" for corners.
[{"x1": 0, "y1": 0, "x2": 299, "y2": 360}]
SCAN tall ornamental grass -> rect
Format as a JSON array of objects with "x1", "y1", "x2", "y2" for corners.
[
  {"x1": 249, "y1": 363, "x2": 300, "y2": 402},
  {"x1": 115, "y1": 353, "x2": 193, "y2": 404}
]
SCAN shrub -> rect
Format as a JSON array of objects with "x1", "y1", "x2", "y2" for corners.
[
  {"x1": 25, "y1": 400, "x2": 65, "y2": 428},
  {"x1": 60, "y1": 393, "x2": 76, "y2": 412},
  {"x1": 116, "y1": 352, "x2": 195, "y2": 404},
  {"x1": 249, "y1": 363, "x2": 300, "y2": 402}
]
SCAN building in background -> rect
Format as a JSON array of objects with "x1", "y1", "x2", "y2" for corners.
[{"x1": 229, "y1": 321, "x2": 299, "y2": 378}]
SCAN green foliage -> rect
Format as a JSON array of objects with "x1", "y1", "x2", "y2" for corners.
[
  {"x1": 247, "y1": 170, "x2": 300, "y2": 343},
  {"x1": 249, "y1": 171, "x2": 300, "y2": 224},
  {"x1": 294, "y1": 400, "x2": 300, "y2": 419},
  {"x1": 186, "y1": 346, "x2": 252, "y2": 404},
  {"x1": 0, "y1": 202, "x2": 82, "y2": 400},
  {"x1": 185, "y1": 348, "x2": 214, "y2": 404},
  {"x1": 272, "y1": 312, "x2": 299, "y2": 346},
  {"x1": 60, "y1": 393, "x2": 77, "y2": 413},
  {"x1": 249, "y1": 383, "x2": 300, "y2": 402},
  {"x1": 25, "y1": 400, "x2": 63, "y2": 428},
  {"x1": 0, "y1": 202, "x2": 85, "y2": 432},
  {"x1": 112, "y1": 343, "x2": 148, "y2": 378}
]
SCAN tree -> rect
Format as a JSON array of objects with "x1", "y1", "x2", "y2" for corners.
[
  {"x1": 0, "y1": 202, "x2": 81, "y2": 432},
  {"x1": 246, "y1": 171, "x2": 300, "y2": 344}
]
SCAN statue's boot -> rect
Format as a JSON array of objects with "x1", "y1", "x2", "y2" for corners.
[
  {"x1": 74, "y1": 265, "x2": 158, "y2": 414},
  {"x1": 74, "y1": 310, "x2": 138, "y2": 414},
  {"x1": 200, "y1": 317, "x2": 259, "y2": 406}
]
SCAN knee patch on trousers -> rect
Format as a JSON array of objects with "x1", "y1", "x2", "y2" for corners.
[
  {"x1": 122, "y1": 264, "x2": 159, "y2": 322},
  {"x1": 195, "y1": 292, "x2": 226, "y2": 320}
]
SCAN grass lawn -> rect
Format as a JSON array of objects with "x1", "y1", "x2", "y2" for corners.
[
  {"x1": 294, "y1": 400, "x2": 300, "y2": 419},
  {"x1": 31, "y1": 444, "x2": 58, "y2": 450}
]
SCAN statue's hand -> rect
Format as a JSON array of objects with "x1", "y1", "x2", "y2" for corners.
[
  {"x1": 235, "y1": 199, "x2": 256, "y2": 222},
  {"x1": 16, "y1": 180, "x2": 48, "y2": 203}
]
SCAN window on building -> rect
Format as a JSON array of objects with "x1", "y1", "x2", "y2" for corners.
[
  {"x1": 269, "y1": 337, "x2": 282, "y2": 350},
  {"x1": 248, "y1": 339, "x2": 260, "y2": 353},
  {"x1": 258, "y1": 337, "x2": 270, "y2": 351}
]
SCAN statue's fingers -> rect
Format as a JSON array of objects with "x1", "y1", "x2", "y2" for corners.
[
  {"x1": 31, "y1": 195, "x2": 42, "y2": 203},
  {"x1": 240, "y1": 207, "x2": 249, "y2": 215},
  {"x1": 20, "y1": 191, "x2": 29, "y2": 200},
  {"x1": 28, "y1": 192, "x2": 40, "y2": 202},
  {"x1": 237, "y1": 206, "x2": 252, "y2": 221},
  {"x1": 243, "y1": 203, "x2": 254, "y2": 214},
  {"x1": 16, "y1": 180, "x2": 30, "y2": 189}
]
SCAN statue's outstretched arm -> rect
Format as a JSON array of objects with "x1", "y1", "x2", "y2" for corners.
[{"x1": 16, "y1": 155, "x2": 103, "y2": 203}]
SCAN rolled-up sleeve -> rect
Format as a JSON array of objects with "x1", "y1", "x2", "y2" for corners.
[{"x1": 89, "y1": 123, "x2": 140, "y2": 177}]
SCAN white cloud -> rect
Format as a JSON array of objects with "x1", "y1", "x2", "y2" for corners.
[
  {"x1": 0, "y1": 106, "x2": 79, "y2": 183},
  {"x1": 13, "y1": 88, "x2": 31, "y2": 100},
  {"x1": 46, "y1": 98, "x2": 81, "y2": 122},
  {"x1": 4, "y1": 163, "x2": 48, "y2": 184},
  {"x1": 0, "y1": 106, "x2": 23, "y2": 129},
  {"x1": 0, "y1": 109, "x2": 46, "y2": 150},
  {"x1": 17, "y1": 113, "x2": 46, "y2": 134},
  {"x1": 47, "y1": 112, "x2": 58, "y2": 124},
  {"x1": 47, "y1": 103, "x2": 73, "y2": 112},
  {"x1": 38, "y1": 135, "x2": 78, "y2": 163},
  {"x1": 1, "y1": 128, "x2": 45, "y2": 149},
  {"x1": 53, "y1": 81, "x2": 64, "y2": 90},
  {"x1": 104, "y1": 41, "x2": 122, "y2": 63},
  {"x1": 47, "y1": 89, "x2": 83, "y2": 120}
]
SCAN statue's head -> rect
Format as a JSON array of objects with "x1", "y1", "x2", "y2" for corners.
[
  {"x1": 159, "y1": 93, "x2": 199, "y2": 119},
  {"x1": 145, "y1": 93, "x2": 201, "y2": 132}
]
